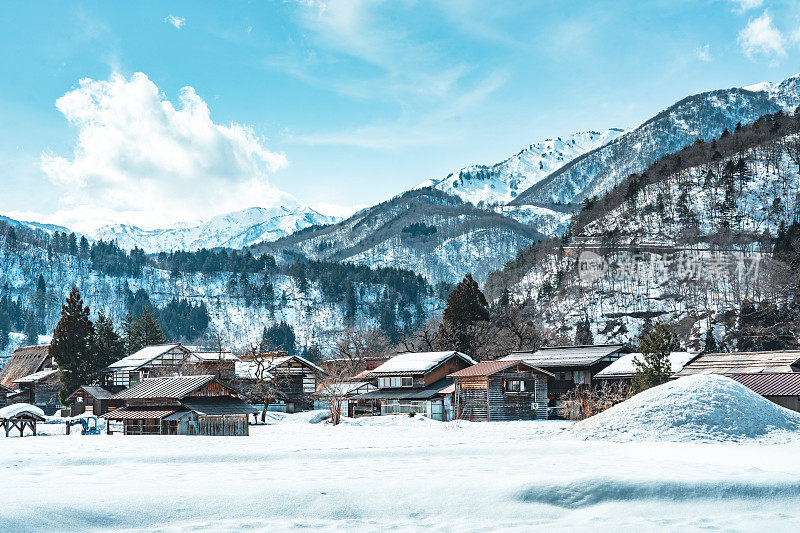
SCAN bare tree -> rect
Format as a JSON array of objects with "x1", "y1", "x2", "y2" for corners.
[
  {"x1": 335, "y1": 327, "x2": 391, "y2": 360},
  {"x1": 315, "y1": 358, "x2": 363, "y2": 426}
]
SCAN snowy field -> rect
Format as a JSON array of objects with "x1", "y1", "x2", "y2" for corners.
[{"x1": 4, "y1": 410, "x2": 800, "y2": 532}]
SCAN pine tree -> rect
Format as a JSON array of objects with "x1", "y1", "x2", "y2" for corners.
[
  {"x1": 436, "y1": 274, "x2": 489, "y2": 356},
  {"x1": 24, "y1": 309, "x2": 38, "y2": 345},
  {"x1": 121, "y1": 311, "x2": 139, "y2": 355},
  {"x1": 136, "y1": 306, "x2": 167, "y2": 347},
  {"x1": 574, "y1": 317, "x2": 594, "y2": 345},
  {"x1": 632, "y1": 320, "x2": 678, "y2": 394},
  {"x1": 50, "y1": 287, "x2": 96, "y2": 403},
  {"x1": 93, "y1": 311, "x2": 125, "y2": 370},
  {"x1": 261, "y1": 321, "x2": 296, "y2": 354},
  {"x1": 0, "y1": 310, "x2": 10, "y2": 350}
]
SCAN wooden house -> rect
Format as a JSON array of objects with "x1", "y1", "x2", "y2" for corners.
[
  {"x1": 500, "y1": 344, "x2": 631, "y2": 399},
  {"x1": 313, "y1": 381, "x2": 378, "y2": 417},
  {"x1": 10, "y1": 369, "x2": 61, "y2": 414},
  {"x1": 449, "y1": 360, "x2": 553, "y2": 421},
  {"x1": 357, "y1": 351, "x2": 476, "y2": 421},
  {"x1": 0, "y1": 384, "x2": 12, "y2": 408},
  {"x1": 65, "y1": 385, "x2": 124, "y2": 416},
  {"x1": 726, "y1": 373, "x2": 800, "y2": 412},
  {"x1": 100, "y1": 344, "x2": 197, "y2": 387},
  {"x1": 0, "y1": 344, "x2": 56, "y2": 391},
  {"x1": 673, "y1": 350, "x2": 800, "y2": 377},
  {"x1": 235, "y1": 353, "x2": 327, "y2": 412},
  {"x1": 102, "y1": 374, "x2": 257, "y2": 436},
  {"x1": 595, "y1": 351, "x2": 695, "y2": 383}
]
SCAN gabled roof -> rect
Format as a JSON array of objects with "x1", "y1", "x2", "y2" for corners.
[
  {"x1": 104, "y1": 344, "x2": 193, "y2": 371},
  {"x1": 13, "y1": 369, "x2": 59, "y2": 384},
  {"x1": 727, "y1": 372, "x2": 800, "y2": 396},
  {"x1": 67, "y1": 385, "x2": 118, "y2": 401},
  {"x1": 0, "y1": 345, "x2": 51, "y2": 389},
  {"x1": 113, "y1": 375, "x2": 222, "y2": 400},
  {"x1": 369, "y1": 351, "x2": 476, "y2": 375},
  {"x1": 235, "y1": 354, "x2": 326, "y2": 380},
  {"x1": 499, "y1": 344, "x2": 631, "y2": 367},
  {"x1": 595, "y1": 352, "x2": 695, "y2": 379},
  {"x1": 674, "y1": 351, "x2": 800, "y2": 377},
  {"x1": 0, "y1": 403, "x2": 46, "y2": 421},
  {"x1": 448, "y1": 360, "x2": 555, "y2": 379}
]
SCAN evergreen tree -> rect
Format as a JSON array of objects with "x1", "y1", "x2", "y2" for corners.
[
  {"x1": 304, "y1": 344, "x2": 323, "y2": 364},
  {"x1": 261, "y1": 321, "x2": 296, "y2": 354},
  {"x1": 574, "y1": 317, "x2": 594, "y2": 345},
  {"x1": 704, "y1": 327, "x2": 719, "y2": 353},
  {"x1": 93, "y1": 311, "x2": 125, "y2": 370},
  {"x1": 136, "y1": 306, "x2": 167, "y2": 347},
  {"x1": 23, "y1": 309, "x2": 38, "y2": 345},
  {"x1": 50, "y1": 287, "x2": 96, "y2": 403},
  {"x1": 632, "y1": 320, "x2": 678, "y2": 393},
  {"x1": 0, "y1": 309, "x2": 10, "y2": 350},
  {"x1": 121, "y1": 311, "x2": 140, "y2": 356},
  {"x1": 436, "y1": 274, "x2": 489, "y2": 356}
]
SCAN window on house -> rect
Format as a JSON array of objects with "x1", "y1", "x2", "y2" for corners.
[
  {"x1": 379, "y1": 376, "x2": 414, "y2": 388},
  {"x1": 505, "y1": 380, "x2": 527, "y2": 392}
]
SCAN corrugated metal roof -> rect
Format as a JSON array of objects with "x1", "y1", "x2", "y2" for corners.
[
  {"x1": 596, "y1": 352, "x2": 696, "y2": 378},
  {"x1": 113, "y1": 375, "x2": 217, "y2": 400},
  {"x1": 104, "y1": 344, "x2": 189, "y2": 371},
  {"x1": 674, "y1": 351, "x2": 800, "y2": 376},
  {"x1": 726, "y1": 373, "x2": 800, "y2": 396},
  {"x1": 499, "y1": 344, "x2": 630, "y2": 367},
  {"x1": 79, "y1": 385, "x2": 117, "y2": 400},
  {"x1": 181, "y1": 396, "x2": 259, "y2": 416},
  {"x1": 448, "y1": 360, "x2": 554, "y2": 378},
  {"x1": 13, "y1": 369, "x2": 58, "y2": 383},
  {"x1": 370, "y1": 352, "x2": 476, "y2": 375},
  {"x1": 101, "y1": 406, "x2": 178, "y2": 420},
  {"x1": 358, "y1": 378, "x2": 454, "y2": 400}
]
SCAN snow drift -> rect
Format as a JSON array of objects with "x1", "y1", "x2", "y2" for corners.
[{"x1": 565, "y1": 374, "x2": 800, "y2": 443}]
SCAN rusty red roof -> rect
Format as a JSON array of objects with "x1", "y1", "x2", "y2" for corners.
[
  {"x1": 448, "y1": 360, "x2": 554, "y2": 378},
  {"x1": 101, "y1": 406, "x2": 179, "y2": 420},
  {"x1": 726, "y1": 372, "x2": 800, "y2": 396}
]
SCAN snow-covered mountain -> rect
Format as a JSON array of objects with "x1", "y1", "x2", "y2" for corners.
[
  {"x1": 511, "y1": 73, "x2": 800, "y2": 207},
  {"x1": 92, "y1": 206, "x2": 339, "y2": 253},
  {"x1": 0, "y1": 214, "x2": 71, "y2": 235},
  {"x1": 419, "y1": 129, "x2": 624, "y2": 206}
]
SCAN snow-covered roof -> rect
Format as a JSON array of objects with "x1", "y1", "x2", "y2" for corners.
[
  {"x1": 192, "y1": 351, "x2": 240, "y2": 362},
  {"x1": 13, "y1": 368, "x2": 58, "y2": 384},
  {"x1": 104, "y1": 344, "x2": 190, "y2": 371},
  {"x1": 501, "y1": 345, "x2": 630, "y2": 367},
  {"x1": 370, "y1": 351, "x2": 476, "y2": 375},
  {"x1": 235, "y1": 355, "x2": 326, "y2": 380},
  {"x1": 315, "y1": 381, "x2": 374, "y2": 397},
  {"x1": 595, "y1": 352, "x2": 695, "y2": 379},
  {"x1": 0, "y1": 403, "x2": 46, "y2": 421}
]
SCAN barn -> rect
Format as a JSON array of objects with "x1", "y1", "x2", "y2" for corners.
[
  {"x1": 449, "y1": 360, "x2": 552, "y2": 421},
  {"x1": 102, "y1": 374, "x2": 257, "y2": 436}
]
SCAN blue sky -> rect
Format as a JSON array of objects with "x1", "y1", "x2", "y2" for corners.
[{"x1": 2, "y1": 0, "x2": 800, "y2": 231}]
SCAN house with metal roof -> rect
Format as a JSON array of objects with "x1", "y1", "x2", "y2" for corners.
[
  {"x1": 313, "y1": 381, "x2": 378, "y2": 418},
  {"x1": 102, "y1": 374, "x2": 257, "y2": 436},
  {"x1": 357, "y1": 351, "x2": 476, "y2": 421},
  {"x1": 595, "y1": 352, "x2": 696, "y2": 382},
  {"x1": 65, "y1": 385, "x2": 124, "y2": 416},
  {"x1": 499, "y1": 344, "x2": 631, "y2": 397},
  {"x1": 726, "y1": 373, "x2": 800, "y2": 412},
  {"x1": 235, "y1": 352, "x2": 327, "y2": 413},
  {"x1": 9, "y1": 369, "x2": 61, "y2": 414},
  {"x1": 674, "y1": 351, "x2": 800, "y2": 377},
  {"x1": 449, "y1": 360, "x2": 553, "y2": 421}
]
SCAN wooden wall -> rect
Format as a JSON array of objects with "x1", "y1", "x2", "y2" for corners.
[
  {"x1": 454, "y1": 376, "x2": 548, "y2": 421},
  {"x1": 198, "y1": 414, "x2": 249, "y2": 436}
]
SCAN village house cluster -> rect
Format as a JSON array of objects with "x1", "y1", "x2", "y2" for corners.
[{"x1": 3, "y1": 341, "x2": 800, "y2": 436}]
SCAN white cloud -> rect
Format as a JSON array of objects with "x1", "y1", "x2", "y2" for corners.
[
  {"x1": 738, "y1": 11, "x2": 786, "y2": 61},
  {"x1": 164, "y1": 15, "x2": 186, "y2": 29},
  {"x1": 730, "y1": 0, "x2": 763, "y2": 12},
  {"x1": 41, "y1": 73, "x2": 289, "y2": 232},
  {"x1": 695, "y1": 44, "x2": 712, "y2": 62}
]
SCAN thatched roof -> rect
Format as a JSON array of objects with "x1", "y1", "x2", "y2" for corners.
[{"x1": 0, "y1": 345, "x2": 52, "y2": 389}]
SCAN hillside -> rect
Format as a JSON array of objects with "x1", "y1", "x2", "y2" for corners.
[
  {"x1": 511, "y1": 73, "x2": 800, "y2": 207},
  {"x1": 487, "y1": 110, "x2": 800, "y2": 349},
  {"x1": 251, "y1": 188, "x2": 547, "y2": 285}
]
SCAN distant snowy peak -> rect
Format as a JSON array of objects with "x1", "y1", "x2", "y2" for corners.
[
  {"x1": 419, "y1": 128, "x2": 624, "y2": 206},
  {"x1": 0, "y1": 214, "x2": 71, "y2": 235},
  {"x1": 743, "y1": 72, "x2": 800, "y2": 111},
  {"x1": 92, "y1": 205, "x2": 339, "y2": 253}
]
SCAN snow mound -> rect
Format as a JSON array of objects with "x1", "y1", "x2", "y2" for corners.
[
  {"x1": 565, "y1": 374, "x2": 800, "y2": 443},
  {"x1": 279, "y1": 410, "x2": 331, "y2": 425}
]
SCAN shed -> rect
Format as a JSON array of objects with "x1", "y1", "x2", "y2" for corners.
[
  {"x1": 449, "y1": 360, "x2": 553, "y2": 421},
  {"x1": 103, "y1": 375, "x2": 257, "y2": 436},
  {"x1": 595, "y1": 352, "x2": 696, "y2": 382},
  {"x1": 726, "y1": 373, "x2": 800, "y2": 412},
  {"x1": 66, "y1": 385, "x2": 124, "y2": 416},
  {"x1": 13, "y1": 369, "x2": 62, "y2": 414},
  {"x1": 0, "y1": 403, "x2": 46, "y2": 437},
  {"x1": 0, "y1": 384, "x2": 12, "y2": 408}
]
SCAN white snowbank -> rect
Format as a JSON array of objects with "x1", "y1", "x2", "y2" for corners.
[
  {"x1": 279, "y1": 409, "x2": 331, "y2": 424},
  {"x1": 0, "y1": 403, "x2": 45, "y2": 420},
  {"x1": 565, "y1": 374, "x2": 800, "y2": 443}
]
